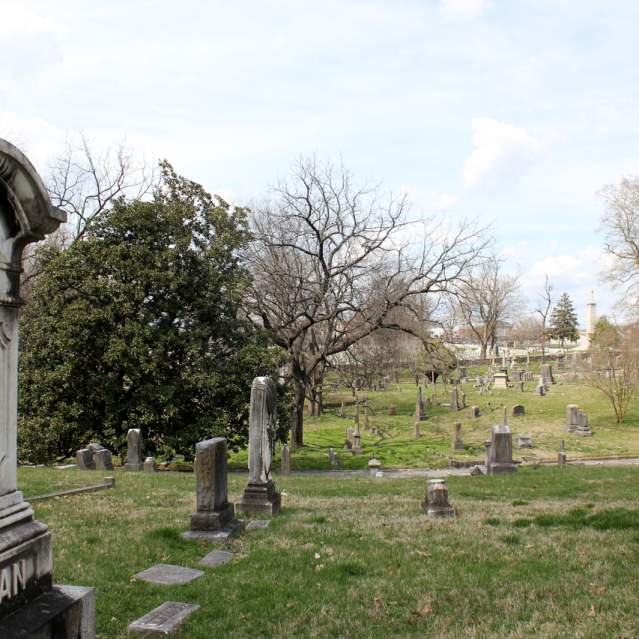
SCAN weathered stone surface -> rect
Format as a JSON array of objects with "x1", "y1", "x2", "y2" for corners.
[
  {"x1": 536, "y1": 377, "x2": 546, "y2": 396},
  {"x1": 181, "y1": 529, "x2": 236, "y2": 543},
  {"x1": 493, "y1": 373, "x2": 508, "y2": 389},
  {"x1": 452, "y1": 423, "x2": 464, "y2": 451},
  {"x1": 246, "y1": 519, "x2": 271, "y2": 530},
  {"x1": 133, "y1": 564, "x2": 203, "y2": 586},
  {"x1": 517, "y1": 434, "x2": 533, "y2": 448},
  {"x1": 189, "y1": 438, "x2": 240, "y2": 533},
  {"x1": 558, "y1": 451, "x2": 567, "y2": 465},
  {"x1": 236, "y1": 377, "x2": 282, "y2": 517},
  {"x1": 0, "y1": 139, "x2": 93, "y2": 628},
  {"x1": 129, "y1": 601, "x2": 199, "y2": 637},
  {"x1": 280, "y1": 445, "x2": 290, "y2": 475},
  {"x1": 511, "y1": 404, "x2": 525, "y2": 417},
  {"x1": 487, "y1": 425, "x2": 517, "y2": 474},
  {"x1": 566, "y1": 404, "x2": 579, "y2": 432},
  {"x1": 0, "y1": 584, "x2": 95, "y2": 639},
  {"x1": 470, "y1": 405, "x2": 481, "y2": 418},
  {"x1": 199, "y1": 550, "x2": 234, "y2": 567},
  {"x1": 124, "y1": 428, "x2": 143, "y2": 471},
  {"x1": 144, "y1": 456, "x2": 156, "y2": 472},
  {"x1": 450, "y1": 386, "x2": 460, "y2": 411},
  {"x1": 415, "y1": 387, "x2": 427, "y2": 420},
  {"x1": 368, "y1": 458, "x2": 382, "y2": 475},
  {"x1": 76, "y1": 449, "x2": 95, "y2": 471},
  {"x1": 387, "y1": 405, "x2": 397, "y2": 416},
  {"x1": 94, "y1": 449, "x2": 114, "y2": 471},
  {"x1": 421, "y1": 479, "x2": 455, "y2": 517},
  {"x1": 576, "y1": 411, "x2": 593, "y2": 437}
]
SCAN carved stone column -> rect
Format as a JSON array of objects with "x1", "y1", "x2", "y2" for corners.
[{"x1": 0, "y1": 139, "x2": 95, "y2": 635}]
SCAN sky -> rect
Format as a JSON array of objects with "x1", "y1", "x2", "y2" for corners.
[{"x1": 2, "y1": 0, "x2": 639, "y2": 327}]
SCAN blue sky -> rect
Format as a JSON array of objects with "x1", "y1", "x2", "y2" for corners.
[{"x1": 2, "y1": 0, "x2": 639, "y2": 325}]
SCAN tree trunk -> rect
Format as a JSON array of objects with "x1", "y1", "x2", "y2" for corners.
[
  {"x1": 480, "y1": 343, "x2": 488, "y2": 359},
  {"x1": 292, "y1": 381, "x2": 305, "y2": 448}
]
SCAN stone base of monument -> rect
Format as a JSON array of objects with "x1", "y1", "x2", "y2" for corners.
[
  {"x1": 123, "y1": 462, "x2": 144, "y2": 472},
  {"x1": 490, "y1": 462, "x2": 518, "y2": 474},
  {"x1": 182, "y1": 517, "x2": 244, "y2": 543},
  {"x1": 235, "y1": 481, "x2": 281, "y2": 517},
  {"x1": 0, "y1": 584, "x2": 95, "y2": 638},
  {"x1": 189, "y1": 502, "x2": 237, "y2": 531}
]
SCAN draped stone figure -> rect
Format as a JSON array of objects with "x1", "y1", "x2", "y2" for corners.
[
  {"x1": 236, "y1": 377, "x2": 281, "y2": 516},
  {"x1": 0, "y1": 139, "x2": 95, "y2": 636}
]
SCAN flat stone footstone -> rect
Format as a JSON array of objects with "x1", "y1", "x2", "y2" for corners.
[
  {"x1": 199, "y1": 550, "x2": 235, "y2": 567},
  {"x1": 246, "y1": 519, "x2": 271, "y2": 530},
  {"x1": 129, "y1": 601, "x2": 200, "y2": 637},
  {"x1": 182, "y1": 527, "x2": 237, "y2": 543},
  {"x1": 133, "y1": 564, "x2": 204, "y2": 586}
]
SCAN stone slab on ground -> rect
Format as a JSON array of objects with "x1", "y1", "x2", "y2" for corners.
[
  {"x1": 0, "y1": 584, "x2": 95, "y2": 639},
  {"x1": 199, "y1": 550, "x2": 235, "y2": 567},
  {"x1": 129, "y1": 601, "x2": 200, "y2": 637},
  {"x1": 246, "y1": 519, "x2": 271, "y2": 530},
  {"x1": 182, "y1": 519, "x2": 243, "y2": 542},
  {"x1": 133, "y1": 564, "x2": 203, "y2": 586}
]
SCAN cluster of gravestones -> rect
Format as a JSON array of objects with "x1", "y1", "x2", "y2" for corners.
[
  {"x1": 128, "y1": 376, "x2": 282, "y2": 635},
  {"x1": 567, "y1": 404, "x2": 592, "y2": 437},
  {"x1": 76, "y1": 443, "x2": 114, "y2": 470},
  {"x1": 77, "y1": 430, "x2": 157, "y2": 473}
]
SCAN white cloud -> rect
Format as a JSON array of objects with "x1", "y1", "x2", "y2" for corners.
[
  {"x1": 462, "y1": 117, "x2": 547, "y2": 190},
  {"x1": 440, "y1": 0, "x2": 490, "y2": 19},
  {"x1": 402, "y1": 188, "x2": 460, "y2": 214}
]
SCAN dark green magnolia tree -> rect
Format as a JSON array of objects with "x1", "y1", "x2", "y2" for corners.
[
  {"x1": 550, "y1": 293, "x2": 579, "y2": 345},
  {"x1": 18, "y1": 161, "x2": 286, "y2": 463}
]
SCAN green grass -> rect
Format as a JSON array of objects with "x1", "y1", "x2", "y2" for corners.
[
  {"x1": 17, "y1": 464, "x2": 639, "y2": 638},
  {"x1": 232, "y1": 369, "x2": 639, "y2": 471}
]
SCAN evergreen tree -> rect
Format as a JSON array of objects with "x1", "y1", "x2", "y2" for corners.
[
  {"x1": 18, "y1": 161, "x2": 286, "y2": 463},
  {"x1": 590, "y1": 316, "x2": 620, "y2": 349},
  {"x1": 549, "y1": 293, "x2": 579, "y2": 345}
]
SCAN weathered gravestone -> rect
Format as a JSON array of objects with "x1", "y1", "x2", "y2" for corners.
[
  {"x1": 124, "y1": 428, "x2": 143, "y2": 471},
  {"x1": 512, "y1": 404, "x2": 525, "y2": 417},
  {"x1": 76, "y1": 448, "x2": 95, "y2": 471},
  {"x1": 421, "y1": 479, "x2": 455, "y2": 517},
  {"x1": 575, "y1": 411, "x2": 592, "y2": 437},
  {"x1": 183, "y1": 437, "x2": 242, "y2": 541},
  {"x1": 536, "y1": 376, "x2": 546, "y2": 396},
  {"x1": 517, "y1": 434, "x2": 534, "y2": 448},
  {"x1": 129, "y1": 602, "x2": 200, "y2": 638},
  {"x1": 280, "y1": 444, "x2": 290, "y2": 475},
  {"x1": 493, "y1": 372, "x2": 508, "y2": 389},
  {"x1": 486, "y1": 423, "x2": 517, "y2": 475},
  {"x1": 450, "y1": 386, "x2": 461, "y2": 411},
  {"x1": 470, "y1": 405, "x2": 481, "y2": 418},
  {"x1": 540, "y1": 364, "x2": 554, "y2": 388},
  {"x1": 415, "y1": 387, "x2": 427, "y2": 421},
  {"x1": 387, "y1": 405, "x2": 397, "y2": 416},
  {"x1": 452, "y1": 423, "x2": 464, "y2": 451},
  {"x1": 0, "y1": 139, "x2": 95, "y2": 635},
  {"x1": 368, "y1": 458, "x2": 382, "y2": 475},
  {"x1": 143, "y1": 456, "x2": 156, "y2": 473},
  {"x1": 351, "y1": 401, "x2": 362, "y2": 455},
  {"x1": 566, "y1": 404, "x2": 579, "y2": 432},
  {"x1": 236, "y1": 377, "x2": 282, "y2": 516}
]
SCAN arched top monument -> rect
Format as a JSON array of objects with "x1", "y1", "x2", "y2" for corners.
[{"x1": 0, "y1": 138, "x2": 66, "y2": 305}]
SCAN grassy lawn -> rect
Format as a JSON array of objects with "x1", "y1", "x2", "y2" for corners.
[
  {"x1": 18, "y1": 464, "x2": 639, "y2": 638},
  {"x1": 232, "y1": 367, "x2": 639, "y2": 471}
]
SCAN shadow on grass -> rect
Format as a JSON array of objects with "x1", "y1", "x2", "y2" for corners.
[{"x1": 518, "y1": 507, "x2": 639, "y2": 531}]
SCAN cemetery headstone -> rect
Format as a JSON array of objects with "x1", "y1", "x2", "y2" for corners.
[
  {"x1": 450, "y1": 386, "x2": 460, "y2": 411},
  {"x1": 133, "y1": 564, "x2": 203, "y2": 586},
  {"x1": 536, "y1": 377, "x2": 546, "y2": 396},
  {"x1": 421, "y1": 479, "x2": 455, "y2": 517},
  {"x1": 415, "y1": 387, "x2": 427, "y2": 420},
  {"x1": 184, "y1": 437, "x2": 242, "y2": 539},
  {"x1": 280, "y1": 444, "x2": 291, "y2": 475},
  {"x1": 517, "y1": 380, "x2": 524, "y2": 392},
  {"x1": 471, "y1": 405, "x2": 481, "y2": 418},
  {"x1": 511, "y1": 404, "x2": 525, "y2": 417},
  {"x1": 493, "y1": 372, "x2": 509, "y2": 389},
  {"x1": 76, "y1": 448, "x2": 95, "y2": 470},
  {"x1": 0, "y1": 138, "x2": 94, "y2": 634},
  {"x1": 236, "y1": 377, "x2": 282, "y2": 516},
  {"x1": 143, "y1": 456, "x2": 156, "y2": 472},
  {"x1": 452, "y1": 423, "x2": 464, "y2": 451},
  {"x1": 517, "y1": 434, "x2": 533, "y2": 448},
  {"x1": 540, "y1": 364, "x2": 554, "y2": 388},
  {"x1": 94, "y1": 448, "x2": 114, "y2": 471},
  {"x1": 328, "y1": 448, "x2": 339, "y2": 466},
  {"x1": 575, "y1": 411, "x2": 592, "y2": 437},
  {"x1": 413, "y1": 414, "x2": 421, "y2": 438},
  {"x1": 558, "y1": 451, "x2": 567, "y2": 465},
  {"x1": 368, "y1": 458, "x2": 382, "y2": 475},
  {"x1": 487, "y1": 424, "x2": 517, "y2": 474},
  {"x1": 566, "y1": 404, "x2": 579, "y2": 432},
  {"x1": 387, "y1": 405, "x2": 397, "y2": 416},
  {"x1": 129, "y1": 602, "x2": 200, "y2": 638},
  {"x1": 364, "y1": 399, "x2": 370, "y2": 431},
  {"x1": 124, "y1": 428, "x2": 143, "y2": 471}
]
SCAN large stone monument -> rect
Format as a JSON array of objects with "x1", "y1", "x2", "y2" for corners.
[
  {"x1": 124, "y1": 428, "x2": 143, "y2": 471},
  {"x1": 486, "y1": 414, "x2": 517, "y2": 475},
  {"x1": 183, "y1": 437, "x2": 242, "y2": 540},
  {"x1": 236, "y1": 377, "x2": 282, "y2": 516},
  {"x1": 0, "y1": 139, "x2": 95, "y2": 635}
]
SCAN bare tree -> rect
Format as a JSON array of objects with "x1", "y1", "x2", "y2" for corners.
[
  {"x1": 243, "y1": 157, "x2": 486, "y2": 446},
  {"x1": 535, "y1": 274, "x2": 553, "y2": 362},
  {"x1": 600, "y1": 177, "x2": 639, "y2": 307},
  {"x1": 453, "y1": 257, "x2": 521, "y2": 359},
  {"x1": 584, "y1": 322, "x2": 639, "y2": 423},
  {"x1": 48, "y1": 133, "x2": 155, "y2": 242}
]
